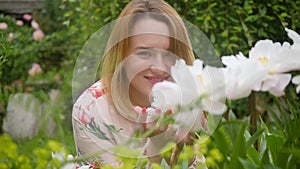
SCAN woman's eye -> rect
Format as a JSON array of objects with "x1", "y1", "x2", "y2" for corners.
[{"x1": 136, "y1": 51, "x2": 151, "y2": 57}]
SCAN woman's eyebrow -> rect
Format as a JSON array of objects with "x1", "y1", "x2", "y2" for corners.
[
  {"x1": 135, "y1": 46, "x2": 151, "y2": 50},
  {"x1": 135, "y1": 46, "x2": 170, "y2": 51}
]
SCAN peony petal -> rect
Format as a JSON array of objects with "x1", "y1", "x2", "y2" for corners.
[
  {"x1": 203, "y1": 99, "x2": 227, "y2": 115},
  {"x1": 223, "y1": 57, "x2": 267, "y2": 99},
  {"x1": 262, "y1": 73, "x2": 291, "y2": 96},
  {"x1": 151, "y1": 81, "x2": 181, "y2": 111},
  {"x1": 292, "y1": 75, "x2": 300, "y2": 84},
  {"x1": 296, "y1": 86, "x2": 300, "y2": 93},
  {"x1": 285, "y1": 27, "x2": 300, "y2": 45},
  {"x1": 174, "y1": 108, "x2": 203, "y2": 132},
  {"x1": 171, "y1": 59, "x2": 199, "y2": 104}
]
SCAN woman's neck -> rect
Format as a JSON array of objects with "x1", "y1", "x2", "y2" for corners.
[{"x1": 129, "y1": 87, "x2": 151, "y2": 108}]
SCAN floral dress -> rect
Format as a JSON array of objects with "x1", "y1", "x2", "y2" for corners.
[
  {"x1": 72, "y1": 81, "x2": 141, "y2": 165},
  {"x1": 72, "y1": 80, "x2": 206, "y2": 168}
]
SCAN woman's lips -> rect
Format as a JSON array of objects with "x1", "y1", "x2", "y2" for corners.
[{"x1": 144, "y1": 75, "x2": 170, "y2": 85}]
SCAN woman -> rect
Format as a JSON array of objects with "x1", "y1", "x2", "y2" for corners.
[{"x1": 72, "y1": 0, "x2": 204, "y2": 167}]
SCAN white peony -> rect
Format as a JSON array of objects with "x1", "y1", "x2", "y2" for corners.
[
  {"x1": 222, "y1": 52, "x2": 268, "y2": 99},
  {"x1": 292, "y1": 75, "x2": 300, "y2": 93},
  {"x1": 152, "y1": 59, "x2": 227, "y2": 115},
  {"x1": 151, "y1": 80, "x2": 181, "y2": 112},
  {"x1": 151, "y1": 59, "x2": 227, "y2": 132},
  {"x1": 248, "y1": 40, "x2": 294, "y2": 96}
]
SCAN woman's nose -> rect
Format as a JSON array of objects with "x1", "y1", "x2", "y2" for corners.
[{"x1": 150, "y1": 54, "x2": 169, "y2": 74}]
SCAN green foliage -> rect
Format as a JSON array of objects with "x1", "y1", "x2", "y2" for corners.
[
  {"x1": 58, "y1": 0, "x2": 300, "y2": 57},
  {"x1": 0, "y1": 134, "x2": 72, "y2": 169},
  {"x1": 60, "y1": 0, "x2": 129, "y2": 46},
  {"x1": 0, "y1": 34, "x2": 9, "y2": 67},
  {"x1": 0, "y1": 10, "x2": 76, "y2": 131},
  {"x1": 166, "y1": 0, "x2": 300, "y2": 56},
  {"x1": 0, "y1": 0, "x2": 300, "y2": 168},
  {"x1": 0, "y1": 14, "x2": 37, "y2": 85},
  {"x1": 205, "y1": 96, "x2": 300, "y2": 169}
]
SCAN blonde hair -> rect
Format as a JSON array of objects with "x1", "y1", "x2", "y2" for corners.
[{"x1": 100, "y1": 0, "x2": 195, "y2": 120}]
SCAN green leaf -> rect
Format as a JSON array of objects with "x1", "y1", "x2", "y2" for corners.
[
  {"x1": 247, "y1": 147, "x2": 261, "y2": 166},
  {"x1": 160, "y1": 158, "x2": 170, "y2": 169},
  {"x1": 211, "y1": 126, "x2": 229, "y2": 154},
  {"x1": 266, "y1": 106, "x2": 283, "y2": 131},
  {"x1": 246, "y1": 129, "x2": 264, "y2": 150},
  {"x1": 239, "y1": 157, "x2": 258, "y2": 169},
  {"x1": 228, "y1": 123, "x2": 247, "y2": 168},
  {"x1": 265, "y1": 134, "x2": 285, "y2": 166},
  {"x1": 181, "y1": 159, "x2": 189, "y2": 169}
]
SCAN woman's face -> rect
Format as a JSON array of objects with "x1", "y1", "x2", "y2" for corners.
[{"x1": 124, "y1": 17, "x2": 176, "y2": 107}]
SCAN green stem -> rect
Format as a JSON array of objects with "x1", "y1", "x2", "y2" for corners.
[{"x1": 249, "y1": 92, "x2": 258, "y2": 149}]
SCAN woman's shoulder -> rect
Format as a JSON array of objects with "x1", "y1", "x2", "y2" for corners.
[
  {"x1": 74, "y1": 80, "x2": 107, "y2": 106},
  {"x1": 85, "y1": 80, "x2": 106, "y2": 99},
  {"x1": 72, "y1": 80, "x2": 111, "y2": 122}
]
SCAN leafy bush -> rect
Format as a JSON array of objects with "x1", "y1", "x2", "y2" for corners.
[
  {"x1": 0, "y1": 134, "x2": 72, "y2": 169},
  {"x1": 166, "y1": 0, "x2": 300, "y2": 56},
  {"x1": 0, "y1": 0, "x2": 300, "y2": 168}
]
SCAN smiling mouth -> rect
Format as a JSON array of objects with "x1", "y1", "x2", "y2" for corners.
[{"x1": 144, "y1": 76, "x2": 170, "y2": 84}]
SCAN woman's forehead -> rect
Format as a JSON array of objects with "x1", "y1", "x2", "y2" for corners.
[
  {"x1": 130, "y1": 17, "x2": 170, "y2": 37},
  {"x1": 129, "y1": 33, "x2": 170, "y2": 51}
]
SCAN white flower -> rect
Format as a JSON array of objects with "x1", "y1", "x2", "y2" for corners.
[
  {"x1": 274, "y1": 28, "x2": 300, "y2": 72},
  {"x1": 151, "y1": 80, "x2": 181, "y2": 112},
  {"x1": 173, "y1": 108, "x2": 204, "y2": 132},
  {"x1": 172, "y1": 59, "x2": 227, "y2": 115},
  {"x1": 52, "y1": 151, "x2": 65, "y2": 162},
  {"x1": 170, "y1": 59, "x2": 200, "y2": 106},
  {"x1": 249, "y1": 40, "x2": 293, "y2": 96},
  {"x1": 272, "y1": 42, "x2": 300, "y2": 72},
  {"x1": 60, "y1": 155, "x2": 77, "y2": 169},
  {"x1": 292, "y1": 75, "x2": 300, "y2": 93},
  {"x1": 52, "y1": 152, "x2": 76, "y2": 169},
  {"x1": 222, "y1": 53, "x2": 268, "y2": 99},
  {"x1": 249, "y1": 40, "x2": 283, "y2": 72},
  {"x1": 285, "y1": 27, "x2": 300, "y2": 49},
  {"x1": 152, "y1": 59, "x2": 227, "y2": 115},
  {"x1": 151, "y1": 59, "x2": 226, "y2": 132},
  {"x1": 193, "y1": 65, "x2": 227, "y2": 115},
  {"x1": 260, "y1": 73, "x2": 292, "y2": 96}
]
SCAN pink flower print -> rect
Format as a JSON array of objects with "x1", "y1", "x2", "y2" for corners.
[
  {"x1": 0, "y1": 22, "x2": 8, "y2": 30},
  {"x1": 79, "y1": 110, "x2": 95, "y2": 125},
  {"x1": 94, "y1": 89, "x2": 104, "y2": 98},
  {"x1": 31, "y1": 20, "x2": 39, "y2": 30},
  {"x1": 87, "y1": 85, "x2": 104, "y2": 98},
  {"x1": 141, "y1": 107, "x2": 147, "y2": 114},
  {"x1": 16, "y1": 20, "x2": 24, "y2": 26},
  {"x1": 33, "y1": 29, "x2": 44, "y2": 41},
  {"x1": 23, "y1": 14, "x2": 32, "y2": 21},
  {"x1": 134, "y1": 106, "x2": 162, "y2": 125},
  {"x1": 28, "y1": 63, "x2": 42, "y2": 77},
  {"x1": 134, "y1": 106, "x2": 142, "y2": 113},
  {"x1": 155, "y1": 108, "x2": 161, "y2": 114},
  {"x1": 86, "y1": 101, "x2": 96, "y2": 111},
  {"x1": 166, "y1": 109, "x2": 173, "y2": 115}
]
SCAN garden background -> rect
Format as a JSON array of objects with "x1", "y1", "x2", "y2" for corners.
[{"x1": 0, "y1": 0, "x2": 300, "y2": 168}]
